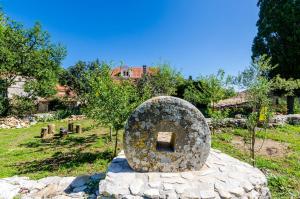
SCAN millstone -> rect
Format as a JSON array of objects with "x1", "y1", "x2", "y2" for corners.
[{"x1": 124, "y1": 96, "x2": 211, "y2": 172}]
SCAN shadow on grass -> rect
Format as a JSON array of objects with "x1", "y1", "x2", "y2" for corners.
[
  {"x1": 15, "y1": 149, "x2": 113, "y2": 174},
  {"x1": 20, "y1": 134, "x2": 100, "y2": 150}
]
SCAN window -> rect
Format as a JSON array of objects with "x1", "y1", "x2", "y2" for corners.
[{"x1": 156, "y1": 132, "x2": 176, "y2": 152}]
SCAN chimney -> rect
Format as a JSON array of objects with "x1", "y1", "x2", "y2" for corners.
[{"x1": 142, "y1": 65, "x2": 147, "y2": 75}]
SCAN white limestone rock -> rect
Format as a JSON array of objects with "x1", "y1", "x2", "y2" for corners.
[{"x1": 98, "y1": 149, "x2": 271, "y2": 199}]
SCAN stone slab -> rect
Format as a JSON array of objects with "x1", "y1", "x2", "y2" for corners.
[{"x1": 99, "y1": 149, "x2": 271, "y2": 199}]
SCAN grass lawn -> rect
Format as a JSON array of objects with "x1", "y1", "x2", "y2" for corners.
[
  {"x1": 0, "y1": 119, "x2": 299, "y2": 198},
  {"x1": 213, "y1": 126, "x2": 300, "y2": 199},
  {"x1": 0, "y1": 119, "x2": 116, "y2": 179}
]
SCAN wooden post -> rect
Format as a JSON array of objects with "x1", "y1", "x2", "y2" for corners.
[
  {"x1": 75, "y1": 124, "x2": 82, "y2": 134},
  {"x1": 41, "y1": 127, "x2": 48, "y2": 138},
  {"x1": 48, "y1": 124, "x2": 55, "y2": 134},
  {"x1": 68, "y1": 122, "x2": 74, "y2": 132}
]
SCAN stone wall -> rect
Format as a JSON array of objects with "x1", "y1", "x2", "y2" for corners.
[{"x1": 206, "y1": 114, "x2": 300, "y2": 129}]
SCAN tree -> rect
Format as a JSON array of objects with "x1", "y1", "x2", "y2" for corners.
[
  {"x1": 235, "y1": 55, "x2": 274, "y2": 166},
  {"x1": 184, "y1": 69, "x2": 234, "y2": 133},
  {"x1": 184, "y1": 69, "x2": 234, "y2": 111},
  {"x1": 84, "y1": 62, "x2": 141, "y2": 156},
  {"x1": 252, "y1": 0, "x2": 300, "y2": 113},
  {"x1": 0, "y1": 10, "x2": 66, "y2": 115},
  {"x1": 137, "y1": 63, "x2": 184, "y2": 99},
  {"x1": 59, "y1": 60, "x2": 101, "y2": 102}
]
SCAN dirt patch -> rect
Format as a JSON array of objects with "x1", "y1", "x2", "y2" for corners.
[{"x1": 232, "y1": 136, "x2": 290, "y2": 158}]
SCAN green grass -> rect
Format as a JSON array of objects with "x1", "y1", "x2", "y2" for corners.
[
  {"x1": 0, "y1": 119, "x2": 116, "y2": 179},
  {"x1": 212, "y1": 125, "x2": 300, "y2": 199}
]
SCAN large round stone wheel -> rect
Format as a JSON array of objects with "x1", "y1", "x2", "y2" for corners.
[{"x1": 124, "y1": 96, "x2": 211, "y2": 172}]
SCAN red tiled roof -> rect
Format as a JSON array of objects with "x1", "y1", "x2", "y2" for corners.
[
  {"x1": 55, "y1": 85, "x2": 76, "y2": 98},
  {"x1": 111, "y1": 66, "x2": 156, "y2": 79}
]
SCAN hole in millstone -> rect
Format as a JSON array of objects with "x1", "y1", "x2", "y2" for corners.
[{"x1": 156, "y1": 132, "x2": 176, "y2": 152}]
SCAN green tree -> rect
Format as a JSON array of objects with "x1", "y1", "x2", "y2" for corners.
[
  {"x1": 252, "y1": 0, "x2": 300, "y2": 113},
  {"x1": 236, "y1": 55, "x2": 275, "y2": 166},
  {"x1": 59, "y1": 60, "x2": 101, "y2": 102},
  {"x1": 85, "y1": 63, "x2": 141, "y2": 156},
  {"x1": 137, "y1": 63, "x2": 184, "y2": 99},
  {"x1": 184, "y1": 69, "x2": 234, "y2": 112},
  {"x1": 184, "y1": 69, "x2": 234, "y2": 133},
  {"x1": 0, "y1": 10, "x2": 66, "y2": 115}
]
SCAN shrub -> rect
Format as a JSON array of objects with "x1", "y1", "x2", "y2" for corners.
[
  {"x1": 54, "y1": 108, "x2": 81, "y2": 120},
  {"x1": 9, "y1": 96, "x2": 36, "y2": 116},
  {"x1": 0, "y1": 96, "x2": 9, "y2": 116}
]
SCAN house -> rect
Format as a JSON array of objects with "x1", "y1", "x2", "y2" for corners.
[
  {"x1": 111, "y1": 65, "x2": 156, "y2": 80},
  {"x1": 214, "y1": 91, "x2": 248, "y2": 109},
  {"x1": 2, "y1": 77, "x2": 76, "y2": 113},
  {"x1": 6, "y1": 76, "x2": 28, "y2": 99},
  {"x1": 37, "y1": 85, "x2": 76, "y2": 113}
]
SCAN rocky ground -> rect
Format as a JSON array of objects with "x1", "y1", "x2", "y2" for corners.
[
  {"x1": 0, "y1": 173, "x2": 104, "y2": 199},
  {"x1": 0, "y1": 117, "x2": 33, "y2": 129}
]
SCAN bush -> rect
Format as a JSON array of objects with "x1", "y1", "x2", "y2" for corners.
[
  {"x1": 9, "y1": 96, "x2": 36, "y2": 116},
  {"x1": 0, "y1": 97, "x2": 9, "y2": 116},
  {"x1": 54, "y1": 108, "x2": 81, "y2": 120}
]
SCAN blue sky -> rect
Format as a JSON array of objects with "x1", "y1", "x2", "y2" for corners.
[{"x1": 1, "y1": 0, "x2": 258, "y2": 78}]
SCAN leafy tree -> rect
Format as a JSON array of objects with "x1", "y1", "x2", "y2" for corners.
[
  {"x1": 184, "y1": 69, "x2": 234, "y2": 133},
  {"x1": 9, "y1": 96, "x2": 36, "y2": 116},
  {"x1": 252, "y1": 0, "x2": 300, "y2": 113},
  {"x1": 235, "y1": 55, "x2": 274, "y2": 166},
  {"x1": 84, "y1": 62, "x2": 141, "y2": 156},
  {"x1": 137, "y1": 63, "x2": 184, "y2": 99},
  {"x1": 184, "y1": 69, "x2": 234, "y2": 112},
  {"x1": 0, "y1": 10, "x2": 66, "y2": 115},
  {"x1": 59, "y1": 60, "x2": 101, "y2": 102}
]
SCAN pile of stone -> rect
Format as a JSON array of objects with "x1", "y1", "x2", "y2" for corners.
[
  {"x1": 269, "y1": 114, "x2": 300, "y2": 126},
  {"x1": 206, "y1": 114, "x2": 300, "y2": 129},
  {"x1": 99, "y1": 150, "x2": 270, "y2": 199},
  {"x1": 67, "y1": 115, "x2": 86, "y2": 121},
  {"x1": 33, "y1": 112, "x2": 55, "y2": 122},
  {"x1": 0, "y1": 117, "x2": 31, "y2": 129},
  {"x1": 0, "y1": 173, "x2": 104, "y2": 199},
  {"x1": 206, "y1": 118, "x2": 247, "y2": 129}
]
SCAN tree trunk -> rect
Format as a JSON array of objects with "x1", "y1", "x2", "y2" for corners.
[
  {"x1": 2, "y1": 87, "x2": 9, "y2": 116},
  {"x1": 114, "y1": 130, "x2": 118, "y2": 157},
  {"x1": 75, "y1": 124, "x2": 82, "y2": 134},
  {"x1": 287, "y1": 96, "x2": 295, "y2": 114},
  {"x1": 109, "y1": 127, "x2": 112, "y2": 141},
  {"x1": 251, "y1": 127, "x2": 256, "y2": 166}
]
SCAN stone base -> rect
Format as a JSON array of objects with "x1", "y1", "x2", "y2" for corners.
[{"x1": 99, "y1": 150, "x2": 271, "y2": 199}]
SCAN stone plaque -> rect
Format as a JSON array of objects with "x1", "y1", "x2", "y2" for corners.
[{"x1": 124, "y1": 96, "x2": 211, "y2": 172}]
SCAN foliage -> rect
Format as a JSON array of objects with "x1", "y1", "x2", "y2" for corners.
[
  {"x1": 0, "y1": 10, "x2": 66, "y2": 114},
  {"x1": 252, "y1": 0, "x2": 300, "y2": 113},
  {"x1": 54, "y1": 109, "x2": 81, "y2": 120},
  {"x1": 84, "y1": 62, "x2": 141, "y2": 156},
  {"x1": 208, "y1": 108, "x2": 229, "y2": 133},
  {"x1": 208, "y1": 108, "x2": 228, "y2": 134},
  {"x1": 9, "y1": 96, "x2": 36, "y2": 116},
  {"x1": 252, "y1": 0, "x2": 300, "y2": 79},
  {"x1": 137, "y1": 62, "x2": 184, "y2": 99},
  {"x1": 59, "y1": 60, "x2": 101, "y2": 101},
  {"x1": 235, "y1": 55, "x2": 274, "y2": 165},
  {"x1": 270, "y1": 76, "x2": 300, "y2": 114},
  {"x1": 184, "y1": 69, "x2": 234, "y2": 113},
  {"x1": 0, "y1": 96, "x2": 8, "y2": 116}
]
